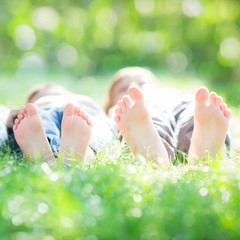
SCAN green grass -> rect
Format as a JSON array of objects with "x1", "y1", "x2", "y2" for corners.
[
  {"x1": 1, "y1": 72, "x2": 240, "y2": 239},
  {"x1": 0, "y1": 142, "x2": 240, "y2": 240}
]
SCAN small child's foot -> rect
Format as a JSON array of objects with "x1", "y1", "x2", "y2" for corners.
[
  {"x1": 114, "y1": 86, "x2": 169, "y2": 168},
  {"x1": 59, "y1": 103, "x2": 92, "y2": 163},
  {"x1": 188, "y1": 87, "x2": 231, "y2": 164},
  {"x1": 13, "y1": 103, "x2": 55, "y2": 163}
]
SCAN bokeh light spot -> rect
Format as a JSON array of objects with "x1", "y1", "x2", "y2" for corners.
[
  {"x1": 14, "y1": 25, "x2": 36, "y2": 51},
  {"x1": 142, "y1": 32, "x2": 164, "y2": 53},
  {"x1": 96, "y1": 8, "x2": 118, "y2": 31},
  {"x1": 12, "y1": 215, "x2": 23, "y2": 226},
  {"x1": 17, "y1": 53, "x2": 46, "y2": 75},
  {"x1": 41, "y1": 162, "x2": 51, "y2": 175},
  {"x1": 8, "y1": 200, "x2": 20, "y2": 213},
  {"x1": 167, "y1": 52, "x2": 188, "y2": 73},
  {"x1": 38, "y1": 203, "x2": 49, "y2": 214},
  {"x1": 220, "y1": 37, "x2": 240, "y2": 60},
  {"x1": 60, "y1": 217, "x2": 73, "y2": 228},
  {"x1": 56, "y1": 45, "x2": 78, "y2": 67},
  {"x1": 84, "y1": 183, "x2": 94, "y2": 193},
  {"x1": 32, "y1": 7, "x2": 59, "y2": 31},
  {"x1": 182, "y1": 0, "x2": 204, "y2": 17},
  {"x1": 128, "y1": 208, "x2": 142, "y2": 218},
  {"x1": 50, "y1": 173, "x2": 59, "y2": 182},
  {"x1": 133, "y1": 194, "x2": 142, "y2": 203},
  {"x1": 135, "y1": 0, "x2": 155, "y2": 14},
  {"x1": 199, "y1": 187, "x2": 208, "y2": 197}
]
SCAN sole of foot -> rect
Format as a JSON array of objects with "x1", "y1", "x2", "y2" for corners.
[
  {"x1": 188, "y1": 87, "x2": 231, "y2": 165},
  {"x1": 13, "y1": 103, "x2": 54, "y2": 164},
  {"x1": 114, "y1": 86, "x2": 169, "y2": 168},
  {"x1": 59, "y1": 103, "x2": 92, "y2": 164}
]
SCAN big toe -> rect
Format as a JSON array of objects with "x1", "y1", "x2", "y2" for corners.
[
  {"x1": 195, "y1": 87, "x2": 209, "y2": 103},
  {"x1": 25, "y1": 103, "x2": 38, "y2": 117},
  {"x1": 128, "y1": 86, "x2": 144, "y2": 103},
  {"x1": 64, "y1": 103, "x2": 75, "y2": 116}
]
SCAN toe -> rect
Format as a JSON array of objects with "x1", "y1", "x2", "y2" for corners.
[
  {"x1": 115, "y1": 107, "x2": 122, "y2": 115},
  {"x1": 195, "y1": 87, "x2": 209, "y2": 102},
  {"x1": 25, "y1": 103, "x2": 38, "y2": 117},
  {"x1": 122, "y1": 96, "x2": 131, "y2": 108},
  {"x1": 209, "y1": 92, "x2": 217, "y2": 104},
  {"x1": 63, "y1": 103, "x2": 75, "y2": 116},
  {"x1": 220, "y1": 103, "x2": 227, "y2": 111},
  {"x1": 17, "y1": 113, "x2": 24, "y2": 120},
  {"x1": 224, "y1": 109, "x2": 231, "y2": 119},
  {"x1": 20, "y1": 109, "x2": 26, "y2": 115},
  {"x1": 214, "y1": 96, "x2": 223, "y2": 106},
  {"x1": 87, "y1": 120, "x2": 92, "y2": 126},
  {"x1": 83, "y1": 114, "x2": 89, "y2": 121},
  {"x1": 75, "y1": 106, "x2": 81, "y2": 116},
  {"x1": 13, "y1": 124, "x2": 17, "y2": 131},
  {"x1": 15, "y1": 118, "x2": 20, "y2": 125},
  {"x1": 128, "y1": 86, "x2": 144, "y2": 103},
  {"x1": 78, "y1": 110, "x2": 84, "y2": 117},
  {"x1": 114, "y1": 115, "x2": 120, "y2": 123},
  {"x1": 118, "y1": 100, "x2": 126, "y2": 110}
]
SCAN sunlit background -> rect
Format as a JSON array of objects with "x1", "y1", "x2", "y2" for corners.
[
  {"x1": 1, "y1": 2, "x2": 240, "y2": 238},
  {"x1": 0, "y1": 0, "x2": 240, "y2": 106}
]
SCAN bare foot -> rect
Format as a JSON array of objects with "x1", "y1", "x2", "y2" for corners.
[
  {"x1": 114, "y1": 86, "x2": 169, "y2": 168},
  {"x1": 13, "y1": 103, "x2": 55, "y2": 163},
  {"x1": 188, "y1": 87, "x2": 231, "y2": 165},
  {"x1": 59, "y1": 103, "x2": 92, "y2": 163}
]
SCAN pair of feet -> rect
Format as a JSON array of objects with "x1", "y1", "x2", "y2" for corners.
[
  {"x1": 13, "y1": 103, "x2": 92, "y2": 164},
  {"x1": 114, "y1": 86, "x2": 231, "y2": 167},
  {"x1": 13, "y1": 86, "x2": 231, "y2": 167}
]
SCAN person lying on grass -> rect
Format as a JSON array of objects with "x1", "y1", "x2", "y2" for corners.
[
  {"x1": 0, "y1": 105, "x2": 10, "y2": 148},
  {"x1": 7, "y1": 83, "x2": 117, "y2": 165},
  {"x1": 104, "y1": 67, "x2": 231, "y2": 168}
]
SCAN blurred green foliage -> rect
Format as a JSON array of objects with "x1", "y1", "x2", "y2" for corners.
[{"x1": 0, "y1": 0, "x2": 240, "y2": 83}]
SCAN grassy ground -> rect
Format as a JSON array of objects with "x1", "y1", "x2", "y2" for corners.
[
  {"x1": 1, "y1": 144, "x2": 240, "y2": 240},
  {"x1": 1, "y1": 72, "x2": 240, "y2": 239}
]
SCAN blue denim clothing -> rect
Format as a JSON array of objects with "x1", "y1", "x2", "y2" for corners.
[
  {"x1": 0, "y1": 105, "x2": 10, "y2": 147},
  {"x1": 39, "y1": 104, "x2": 118, "y2": 154}
]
